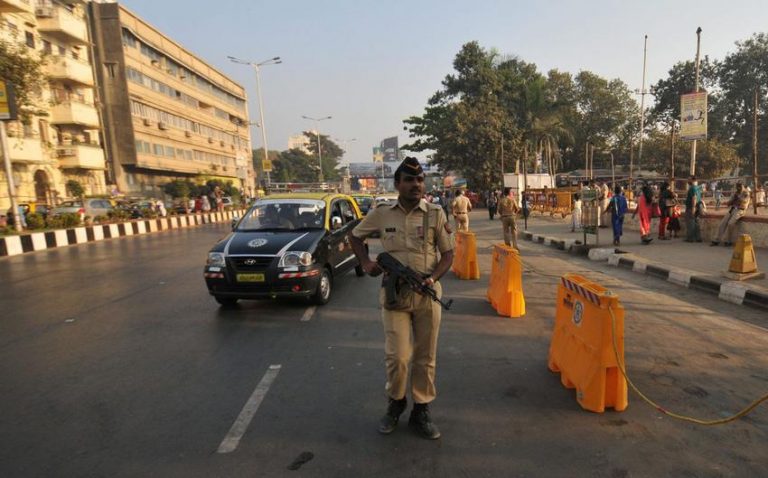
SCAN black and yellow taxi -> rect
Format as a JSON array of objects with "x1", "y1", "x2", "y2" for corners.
[{"x1": 204, "y1": 193, "x2": 365, "y2": 306}]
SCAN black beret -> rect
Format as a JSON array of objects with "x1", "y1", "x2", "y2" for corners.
[{"x1": 395, "y1": 156, "x2": 424, "y2": 176}]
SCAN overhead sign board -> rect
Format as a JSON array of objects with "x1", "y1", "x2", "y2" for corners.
[
  {"x1": 262, "y1": 159, "x2": 273, "y2": 172},
  {"x1": 680, "y1": 92, "x2": 707, "y2": 141}
]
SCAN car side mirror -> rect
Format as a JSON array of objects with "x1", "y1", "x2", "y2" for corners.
[
  {"x1": 231, "y1": 215, "x2": 240, "y2": 231},
  {"x1": 331, "y1": 216, "x2": 342, "y2": 230}
]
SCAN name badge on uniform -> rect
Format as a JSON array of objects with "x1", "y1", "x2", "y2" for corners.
[
  {"x1": 385, "y1": 227, "x2": 396, "y2": 233},
  {"x1": 417, "y1": 226, "x2": 424, "y2": 238}
]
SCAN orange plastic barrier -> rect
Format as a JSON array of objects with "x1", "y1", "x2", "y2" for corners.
[
  {"x1": 451, "y1": 231, "x2": 480, "y2": 280},
  {"x1": 486, "y1": 244, "x2": 525, "y2": 317},
  {"x1": 548, "y1": 274, "x2": 627, "y2": 413}
]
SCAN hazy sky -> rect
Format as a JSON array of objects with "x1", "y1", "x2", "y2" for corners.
[{"x1": 120, "y1": 0, "x2": 768, "y2": 165}]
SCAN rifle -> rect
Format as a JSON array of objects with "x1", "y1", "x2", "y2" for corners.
[{"x1": 376, "y1": 252, "x2": 453, "y2": 311}]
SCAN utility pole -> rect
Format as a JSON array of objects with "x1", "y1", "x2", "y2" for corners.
[
  {"x1": 1, "y1": 121, "x2": 22, "y2": 232},
  {"x1": 753, "y1": 87, "x2": 759, "y2": 215},
  {"x1": 670, "y1": 122, "x2": 676, "y2": 181},
  {"x1": 690, "y1": 27, "x2": 702, "y2": 176},
  {"x1": 638, "y1": 35, "x2": 649, "y2": 179},
  {"x1": 500, "y1": 131, "x2": 504, "y2": 182}
]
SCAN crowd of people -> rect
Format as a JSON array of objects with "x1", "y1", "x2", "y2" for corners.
[{"x1": 565, "y1": 176, "x2": 761, "y2": 247}]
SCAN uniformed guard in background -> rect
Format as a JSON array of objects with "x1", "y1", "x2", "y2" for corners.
[
  {"x1": 498, "y1": 187, "x2": 520, "y2": 249},
  {"x1": 451, "y1": 189, "x2": 472, "y2": 231},
  {"x1": 349, "y1": 156, "x2": 454, "y2": 440}
]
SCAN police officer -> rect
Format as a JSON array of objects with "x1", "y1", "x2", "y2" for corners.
[
  {"x1": 349, "y1": 157, "x2": 454, "y2": 440},
  {"x1": 498, "y1": 187, "x2": 520, "y2": 249},
  {"x1": 451, "y1": 189, "x2": 472, "y2": 231}
]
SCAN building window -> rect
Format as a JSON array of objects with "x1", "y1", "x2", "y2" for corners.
[
  {"x1": 58, "y1": 45, "x2": 66, "y2": 56},
  {"x1": 104, "y1": 62, "x2": 117, "y2": 78},
  {"x1": 25, "y1": 31, "x2": 35, "y2": 49},
  {"x1": 42, "y1": 40, "x2": 52, "y2": 55},
  {"x1": 153, "y1": 144, "x2": 164, "y2": 156}
]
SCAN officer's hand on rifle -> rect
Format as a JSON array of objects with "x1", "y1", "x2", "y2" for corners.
[{"x1": 362, "y1": 258, "x2": 383, "y2": 277}]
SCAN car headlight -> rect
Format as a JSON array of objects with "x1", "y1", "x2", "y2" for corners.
[
  {"x1": 279, "y1": 251, "x2": 313, "y2": 267},
  {"x1": 207, "y1": 252, "x2": 226, "y2": 267}
]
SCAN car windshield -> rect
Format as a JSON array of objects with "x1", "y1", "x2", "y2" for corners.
[
  {"x1": 354, "y1": 197, "x2": 373, "y2": 209},
  {"x1": 59, "y1": 201, "x2": 82, "y2": 208},
  {"x1": 236, "y1": 199, "x2": 326, "y2": 231}
]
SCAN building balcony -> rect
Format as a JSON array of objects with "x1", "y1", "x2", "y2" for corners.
[
  {"x1": 7, "y1": 137, "x2": 46, "y2": 164},
  {"x1": 0, "y1": 0, "x2": 35, "y2": 15},
  {"x1": 57, "y1": 143, "x2": 106, "y2": 170},
  {"x1": 46, "y1": 56, "x2": 95, "y2": 87},
  {"x1": 50, "y1": 101, "x2": 100, "y2": 128},
  {"x1": 35, "y1": 4, "x2": 87, "y2": 44}
]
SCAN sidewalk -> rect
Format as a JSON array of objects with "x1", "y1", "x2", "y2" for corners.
[{"x1": 517, "y1": 213, "x2": 768, "y2": 310}]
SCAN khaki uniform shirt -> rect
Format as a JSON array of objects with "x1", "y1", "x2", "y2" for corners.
[
  {"x1": 452, "y1": 195, "x2": 471, "y2": 214},
  {"x1": 733, "y1": 190, "x2": 751, "y2": 210},
  {"x1": 498, "y1": 196, "x2": 519, "y2": 216},
  {"x1": 352, "y1": 199, "x2": 453, "y2": 276}
]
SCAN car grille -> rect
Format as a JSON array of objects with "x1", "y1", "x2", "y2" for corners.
[{"x1": 228, "y1": 256, "x2": 275, "y2": 271}]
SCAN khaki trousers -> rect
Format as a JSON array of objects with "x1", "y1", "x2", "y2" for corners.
[
  {"x1": 455, "y1": 213, "x2": 469, "y2": 231},
  {"x1": 380, "y1": 282, "x2": 442, "y2": 404},
  {"x1": 501, "y1": 215, "x2": 518, "y2": 248},
  {"x1": 715, "y1": 207, "x2": 746, "y2": 243}
]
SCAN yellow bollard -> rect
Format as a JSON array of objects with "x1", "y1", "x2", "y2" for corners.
[
  {"x1": 486, "y1": 244, "x2": 525, "y2": 318},
  {"x1": 723, "y1": 234, "x2": 765, "y2": 280},
  {"x1": 548, "y1": 274, "x2": 627, "y2": 413},
  {"x1": 452, "y1": 231, "x2": 480, "y2": 280}
]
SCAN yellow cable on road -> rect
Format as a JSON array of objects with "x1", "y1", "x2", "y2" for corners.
[{"x1": 608, "y1": 307, "x2": 768, "y2": 425}]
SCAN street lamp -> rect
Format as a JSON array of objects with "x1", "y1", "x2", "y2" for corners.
[
  {"x1": 302, "y1": 115, "x2": 332, "y2": 182},
  {"x1": 228, "y1": 55, "x2": 282, "y2": 187}
]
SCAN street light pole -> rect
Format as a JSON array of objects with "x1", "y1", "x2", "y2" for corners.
[
  {"x1": 228, "y1": 55, "x2": 281, "y2": 188},
  {"x1": 636, "y1": 34, "x2": 648, "y2": 187},
  {"x1": 690, "y1": 27, "x2": 702, "y2": 176},
  {"x1": 302, "y1": 115, "x2": 332, "y2": 182}
]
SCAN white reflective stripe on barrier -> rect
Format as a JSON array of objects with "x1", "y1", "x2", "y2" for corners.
[
  {"x1": 4, "y1": 236, "x2": 22, "y2": 255},
  {"x1": 109, "y1": 224, "x2": 119, "y2": 238},
  {"x1": 137, "y1": 221, "x2": 146, "y2": 234},
  {"x1": 31, "y1": 232, "x2": 46, "y2": 251},
  {"x1": 55, "y1": 229, "x2": 68, "y2": 246},
  {"x1": 74, "y1": 227, "x2": 87, "y2": 243},
  {"x1": 93, "y1": 227, "x2": 104, "y2": 241}
]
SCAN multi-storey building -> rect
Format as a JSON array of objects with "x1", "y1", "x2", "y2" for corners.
[
  {"x1": 88, "y1": 2, "x2": 254, "y2": 199},
  {"x1": 287, "y1": 132, "x2": 313, "y2": 154},
  {"x1": 0, "y1": 0, "x2": 107, "y2": 210}
]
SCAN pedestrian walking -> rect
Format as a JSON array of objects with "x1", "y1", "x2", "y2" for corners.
[
  {"x1": 156, "y1": 199, "x2": 167, "y2": 218},
  {"x1": 668, "y1": 204, "x2": 682, "y2": 238},
  {"x1": 658, "y1": 182, "x2": 676, "y2": 240},
  {"x1": 348, "y1": 157, "x2": 454, "y2": 440},
  {"x1": 632, "y1": 185, "x2": 654, "y2": 244},
  {"x1": 487, "y1": 190, "x2": 498, "y2": 220},
  {"x1": 201, "y1": 195, "x2": 211, "y2": 212},
  {"x1": 451, "y1": 189, "x2": 472, "y2": 232},
  {"x1": 684, "y1": 176, "x2": 703, "y2": 242},
  {"x1": 571, "y1": 193, "x2": 582, "y2": 232},
  {"x1": 608, "y1": 186, "x2": 628, "y2": 246},
  {"x1": 711, "y1": 182, "x2": 750, "y2": 247},
  {"x1": 498, "y1": 187, "x2": 520, "y2": 249}
]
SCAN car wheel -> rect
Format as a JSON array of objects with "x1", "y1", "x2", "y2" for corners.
[
  {"x1": 313, "y1": 268, "x2": 332, "y2": 305},
  {"x1": 214, "y1": 296, "x2": 238, "y2": 307}
]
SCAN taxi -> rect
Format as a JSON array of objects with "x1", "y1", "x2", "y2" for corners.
[
  {"x1": 350, "y1": 193, "x2": 374, "y2": 215},
  {"x1": 204, "y1": 193, "x2": 365, "y2": 306}
]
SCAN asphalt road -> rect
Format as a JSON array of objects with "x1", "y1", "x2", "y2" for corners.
[{"x1": 0, "y1": 215, "x2": 766, "y2": 477}]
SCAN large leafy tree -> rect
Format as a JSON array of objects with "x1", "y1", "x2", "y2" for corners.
[
  {"x1": 272, "y1": 148, "x2": 317, "y2": 183},
  {"x1": 0, "y1": 39, "x2": 47, "y2": 122},
  {"x1": 303, "y1": 132, "x2": 343, "y2": 181},
  {"x1": 717, "y1": 33, "x2": 768, "y2": 173}
]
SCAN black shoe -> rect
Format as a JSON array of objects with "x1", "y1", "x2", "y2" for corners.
[
  {"x1": 710, "y1": 241, "x2": 719, "y2": 246},
  {"x1": 408, "y1": 403, "x2": 441, "y2": 440},
  {"x1": 378, "y1": 397, "x2": 407, "y2": 434}
]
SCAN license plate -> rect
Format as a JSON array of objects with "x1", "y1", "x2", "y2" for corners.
[{"x1": 237, "y1": 273, "x2": 265, "y2": 282}]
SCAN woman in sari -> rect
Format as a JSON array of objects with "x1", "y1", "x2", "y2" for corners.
[{"x1": 632, "y1": 185, "x2": 654, "y2": 244}]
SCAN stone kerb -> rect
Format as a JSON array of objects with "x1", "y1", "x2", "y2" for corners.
[{"x1": 0, "y1": 209, "x2": 246, "y2": 258}]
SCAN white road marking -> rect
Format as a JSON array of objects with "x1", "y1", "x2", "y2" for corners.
[
  {"x1": 301, "y1": 306, "x2": 317, "y2": 322},
  {"x1": 217, "y1": 364, "x2": 282, "y2": 454}
]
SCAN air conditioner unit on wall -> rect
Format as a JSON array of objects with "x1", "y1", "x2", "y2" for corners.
[
  {"x1": 219, "y1": 140, "x2": 225, "y2": 147},
  {"x1": 143, "y1": 118, "x2": 152, "y2": 126},
  {"x1": 158, "y1": 122, "x2": 168, "y2": 130},
  {"x1": 185, "y1": 131, "x2": 192, "y2": 138},
  {"x1": 208, "y1": 137, "x2": 214, "y2": 143}
]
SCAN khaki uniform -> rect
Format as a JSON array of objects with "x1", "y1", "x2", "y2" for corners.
[
  {"x1": 498, "y1": 196, "x2": 519, "y2": 248},
  {"x1": 352, "y1": 199, "x2": 453, "y2": 404},
  {"x1": 451, "y1": 195, "x2": 472, "y2": 232},
  {"x1": 714, "y1": 190, "x2": 751, "y2": 244}
]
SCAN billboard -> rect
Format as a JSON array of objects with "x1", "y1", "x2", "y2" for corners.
[
  {"x1": 380, "y1": 136, "x2": 399, "y2": 162},
  {"x1": 680, "y1": 92, "x2": 707, "y2": 140},
  {"x1": 372, "y1": 146, "x2": 384, "y2": 163}
]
